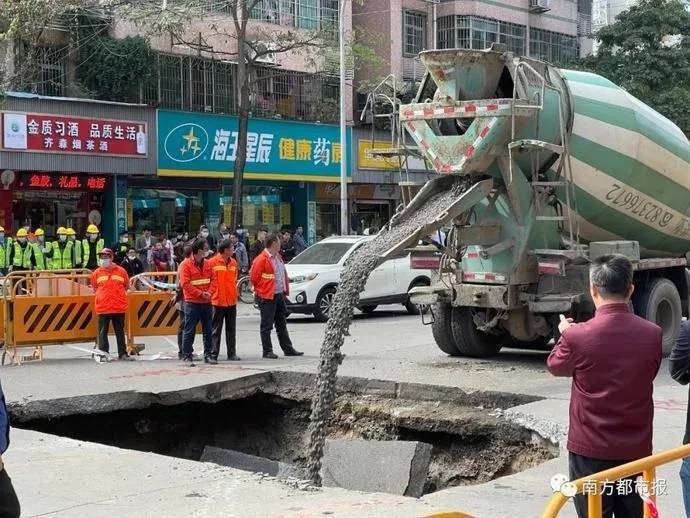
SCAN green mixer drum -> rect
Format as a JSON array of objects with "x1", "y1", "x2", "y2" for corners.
[{"x1": 561, "y1": 69, "x2": 690, "y2": 257}]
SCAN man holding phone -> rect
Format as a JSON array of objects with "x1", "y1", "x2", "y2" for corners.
[{"x1": 547, "y1": 254, "x2": 661, "y2": 517}]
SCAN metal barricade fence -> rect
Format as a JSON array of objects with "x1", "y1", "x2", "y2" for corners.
[
  {"x1": 127, "y1": 272, "x2": 180, "y2": 353},
  {"x1": 2, "y1": 270, "x2": 95, "y2": 365}
]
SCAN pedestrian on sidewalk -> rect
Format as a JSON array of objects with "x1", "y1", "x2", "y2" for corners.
[
  {"x1": 547, "y1": 254, "x2": 661, "y2": 518},
  {"x1": 0, "y1": 379, "x2": 20, "y2": 518},
  {"x1": 669, "y1": 319, "x2": 690, "y2": 514},
  {"x1": 250, "y1": 234, "x2": 303, "y2": 359},
  {"x1": 209, "y1": 239, "x2": 240, "y2": 361},
  {"x1": 179, "y1": 239, "x2": 216, "y2": 366},
  {"x1": 91, "y1": 249, "x2": 132, "y2": 362}
]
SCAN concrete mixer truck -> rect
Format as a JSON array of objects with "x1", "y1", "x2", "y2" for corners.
[{"x1": 393, "y1": 45, "x2": 690, "y2": 357}]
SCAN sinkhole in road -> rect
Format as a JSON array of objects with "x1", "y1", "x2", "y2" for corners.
[{"x1": 12, "y1": 376, "x2": 558, "y2": 495}]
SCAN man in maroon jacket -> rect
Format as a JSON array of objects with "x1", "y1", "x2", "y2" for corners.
[{"x1": 547, "y1": 254, "x2": 662, "y2": 517}]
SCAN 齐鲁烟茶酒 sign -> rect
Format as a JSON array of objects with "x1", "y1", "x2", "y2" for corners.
[{"x1": 2, "y1": 112, "x2": 147, "y2": 157}]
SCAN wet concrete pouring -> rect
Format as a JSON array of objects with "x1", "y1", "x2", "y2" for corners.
[{"x1": 10, "y1": 371, "x2": 557, "y2": 497}]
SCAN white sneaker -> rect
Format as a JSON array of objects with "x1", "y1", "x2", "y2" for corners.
[{"x1": 94, "y1": 355, "x2": 109, "y2": 364}]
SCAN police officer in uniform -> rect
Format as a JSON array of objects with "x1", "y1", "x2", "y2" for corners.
[
  {"x1": 82, "y1": 224, "x2": 104, "y2": 270},
  {"x1": 51, "y1": 227, "x2": 74, "y2": 270},
  {"x1": 32, "y1": 228, "x2": 48, "y2": 271},
  {"x1": 66, "y1": 228, "x2": 81, "y2": 268}
]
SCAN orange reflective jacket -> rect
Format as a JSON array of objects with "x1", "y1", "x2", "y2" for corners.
[
  {"x1": 250, "y1": 249, "x2": 289, "y2": 300},
  {"x1": 178, "y1": 257, "x2": 217, "y2": 304},
  {"x1": 208, "y1": 254, "x2": 238, "y2": 307},
  {"x1": 91, "y1": 265, "x2": 129, "y2": 314}
]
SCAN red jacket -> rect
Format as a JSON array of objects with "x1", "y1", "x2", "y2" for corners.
[
  {"x1": 91, "y1": 265, "x2": 129, "y2": 315},
  {"x1": 208, "y1": 254, "x2": 238, "y2": 307},
  {"x1": 250, "y1": 249, "x2": 289, "y2": 300},
  {"x1": 178, "y1": 257, "x2": 217, "y2": 304},
  {"x1": 547, "y1": 303, "x2": 662, "y2": 460}
]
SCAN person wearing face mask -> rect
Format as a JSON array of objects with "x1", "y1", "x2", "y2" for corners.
[
  {"x1": 66, "y1": 228, "x2": 81, "y2": 268},
  {"x1": 50, "y1": 227, "x2": 74, "y2": 270},
  {"x1": 9, "y1": 228, "x2": 33, "y2": 272},
  {"x1": 31, "y1": 228, "x2": 48, "y2": 270},
  {"x1": 91, "y1": 249, "x2": 132, "y2": 363},
  {"x1": 82, "y1": 224, "x2": 104, "y2": 270},
  {"x1": 173, "y1": 231, "x2": 186, "y2": 265},
  {"x1": 112, "y1": 231, "x2": 131, "y2": 266},
  {"x1": 198, "y1": 225, "x2": 215, "y2": 253},
  {"x1": 0, "y1": 227, "x2": 10, "y2": 276},
  {"x1": 121, "y1": 248, "x2": 144, "y2": 279}
]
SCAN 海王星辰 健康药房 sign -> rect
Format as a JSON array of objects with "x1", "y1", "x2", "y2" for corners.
[{"x1": 157, "y1": 110, "x2": 352, "y2": 182}]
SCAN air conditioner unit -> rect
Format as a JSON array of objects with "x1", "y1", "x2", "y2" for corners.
[
  {"x1": 529, "y1": 0, "x2": 551, "y2": 13},
  {"x1": 245, "y1": 41, "x2": 277, "y2": 64}
]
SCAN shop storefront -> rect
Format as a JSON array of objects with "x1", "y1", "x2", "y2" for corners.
[
  {"x1": 0, "y1": 94, "x2": 156, "y2": 243},
  {"x1": 156, "y1": 110, "x2": 351, "y2": 243}
]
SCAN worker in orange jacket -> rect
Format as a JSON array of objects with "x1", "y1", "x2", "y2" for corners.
[
  {"x1": 249, "y1": 234, "x2": 303, "y2": 359},
  {"x1": 91, "y1": 248, "x2": 132, "y2": 362},
  {"x1": 208, "y1": 239, "x2": 240, "y2": 361},
  {"x1": 178, "y1": 238, "x2": 217, "y2": 366}
]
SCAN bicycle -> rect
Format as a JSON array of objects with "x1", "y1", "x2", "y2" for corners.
[{"x1": 236, "y1": 274, "x2": 255, "y2": 304}]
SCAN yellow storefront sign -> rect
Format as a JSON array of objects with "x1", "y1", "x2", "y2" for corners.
[{"x1": 357, "y1": 140, "x2": 401, "y2": 171}]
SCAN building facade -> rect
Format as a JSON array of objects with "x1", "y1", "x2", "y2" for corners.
[
  {"x1": 353, "y1": 0, "x2": 592, "y2": 98},
  {"x1": 0, "y1": 93, "x2": 155, "y2": 244}
]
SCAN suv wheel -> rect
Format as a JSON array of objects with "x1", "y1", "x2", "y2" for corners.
[{"x1": 314, "y1": 287, "x2": 337, "y2": 322}]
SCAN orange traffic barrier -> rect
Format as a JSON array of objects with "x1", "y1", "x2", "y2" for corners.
[
  {"x1": 126, "y1": 272, "x2": 179, "y2": 354},
  {"x1": 2, "y1": 270, "x2": 94, "y2": 365},
  {"x1": 542, "y1": 443, "x2": 690, "y2": 517}
]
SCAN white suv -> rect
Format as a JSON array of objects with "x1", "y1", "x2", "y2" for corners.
[{"x1": 285, "y1": 236, "x2": 430, "y2": 321}]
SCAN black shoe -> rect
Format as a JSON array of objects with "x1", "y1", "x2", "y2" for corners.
[
  {"x1": 227, "y1": 355, "x2": 241, "y2": 361},
  {"x1": 284, "y1": 348, "x2": 304, "y2": 357},
  {"x1": 183, "y1": 357, "x2": 195, "y2": 367},
  {"x1": 119, "y1": 354, "x2": 135, "y2": 361},
  {"x1": 263, "y1": 352, "x2": 279, "y2": 359},
  {"x1": 204, "y1": 357, "x2": 218, "y2": 365}
]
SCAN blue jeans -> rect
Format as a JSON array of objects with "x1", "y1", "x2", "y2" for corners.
[
  {"x1": 182, "y1": 302, "x2": 213, "y2": 359},
  {"x1": 680, "y1": 456, "x2": 690, "y2": 516}
]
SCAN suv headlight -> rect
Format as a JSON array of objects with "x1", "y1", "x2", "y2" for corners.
[{"x1": 289, "y1": 273, "x2": 318, "y2": 284}]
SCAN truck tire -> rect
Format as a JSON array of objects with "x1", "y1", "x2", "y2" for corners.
[
  {"x1": 633, "y1": 277, "x2": 682, "y2": 356},
  {"x1": 450, "y1": 307, "x2": 504, "y2": 358},
  {"x1": 431, "y1": 302, "x2": 460, "y2": 356}
]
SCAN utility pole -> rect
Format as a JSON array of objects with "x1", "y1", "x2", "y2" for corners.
[{"x1": 339, "y1": 0, "x2": 348, "y2": 235}]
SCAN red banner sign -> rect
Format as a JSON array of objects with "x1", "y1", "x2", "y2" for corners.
[
  {"x1": 2, "y1": 112, "x2": 147, "y2": 157},
  {"x1": 20, "y1": 173, "x2": 108, "y2": 191}
]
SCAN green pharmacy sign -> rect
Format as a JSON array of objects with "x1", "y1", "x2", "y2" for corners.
[{"x1": 157, "y1": 110, "x2": 351, "y2": 182}]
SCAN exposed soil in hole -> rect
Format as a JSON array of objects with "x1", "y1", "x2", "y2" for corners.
[{"x1": 14, "y1": 390, "x2": 557, "y2": 495}]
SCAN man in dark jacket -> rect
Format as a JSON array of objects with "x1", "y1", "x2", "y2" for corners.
[
  {"x1": 669, "y1": 320, "x2": 690, "y2": 515},
  {"x1": 0, "y1": 380, "x2": 20, "y2": 517},
  {"x1": 249, "y1": 227, "x2": 268, "y2": 264},
  {"x1": 547, "y1": 254, "x2": 662, "y2": 518}
]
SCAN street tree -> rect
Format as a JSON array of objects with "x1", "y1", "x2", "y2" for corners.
[{"x1": 572, "y1": 0, "x2": 690, "y2": 136}]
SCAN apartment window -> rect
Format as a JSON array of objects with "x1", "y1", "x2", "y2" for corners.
[
  {"x1": 15, "y1": 45, "x2": 67, "y2": 96},
  {"x1": 142, "y1": 54, "x2": 237, "y2": 114},
  {"x1": 436, "y1": 15, "x2": 525, "y2": 56},
  {"x1": 404, "y1": 11, "x2": 427, "y2": 56},
  {"x1": 200, "y1": 0, "x2": 232, "y2": 13},
  {"x1": 529, "y1": 27, "x2": 577, "y2": 63},
  {"x1": 249, "y1": 0, "x2": 336, "y2": 33},
  {"x1": 252, "y1": 67, "x2": 338, "y2": 122}
]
